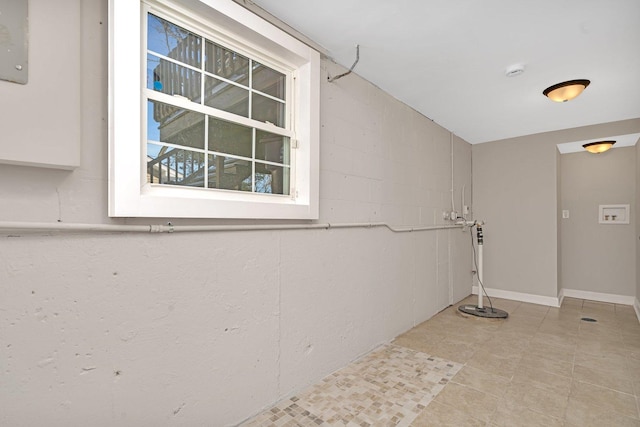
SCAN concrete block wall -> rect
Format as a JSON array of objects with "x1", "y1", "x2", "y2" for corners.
[{"x1": 0, "y1": 1, "x2": 473, "y2": 425}]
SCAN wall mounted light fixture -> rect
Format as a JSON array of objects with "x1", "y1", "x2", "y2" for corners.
[
  {"x1": 543, "y1": 79, "x2": 590, "y2": 102},
  {"x1": 583, "y1": 140, "x2": 616, "y2": 154}
]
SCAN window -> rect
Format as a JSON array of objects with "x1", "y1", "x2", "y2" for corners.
[{"x1": 109, "y1": 0, "x2": 319, "y2": 219}]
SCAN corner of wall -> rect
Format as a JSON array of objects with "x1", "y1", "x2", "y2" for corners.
[
  {"x1": 557, "y1": 287, "x2": 565, "y2": 307},
  {"x1": 636, "y1": 138, "x2": 640, "y2": 309}
]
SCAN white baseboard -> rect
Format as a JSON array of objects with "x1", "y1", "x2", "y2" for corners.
[
  {"x1": 471, "y1": 286, "x2": 639, "y2": 322},
  {"x1": 561, "y1": 288, "x2": 636, "y2": 306},
  {"x1": 471, "y1": 286, "x2": 561, "y2": 307}
]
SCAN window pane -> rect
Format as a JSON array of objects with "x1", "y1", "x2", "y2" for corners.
[
  {"x1": 204, "y1": 76, "x2": 249, "y2": 117},
  {"x1": 147, "y1": 14, "x2": 201, "y2": 68},
  {"x1": 148, "y1": 101, "x2": 205, "y2": 149},
  {"x1": 256, "y1": 130, "x2": 289, "y2": 165},
  {"x1": 208, "y1": 117, "x2": 252, "y2": 158},
  {"x1": 207, "y1": 155, "x2": 251, "y2": 191},
  {"x1": 205, "y1": 41, "x2": 249, "y2": 86},
  {"x1": 147, "y1": 143, "x2": 205, "y2": 187},
  {"x1": 147, "y1": 54, "x2": 201, "y2": 102},
  {"x1": 252, "y1": 62, "x2": 285, "y2": 100},
  {"x1": 254, "y1": 164, "x2": 289, "y2": 195},
  {"x1": 252, "y1": 93, "x2": 284, "y2": 127}
]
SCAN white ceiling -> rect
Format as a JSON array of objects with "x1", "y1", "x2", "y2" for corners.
[{"x1": 248, "y1": 0, "x2": 640, "y2": 145}]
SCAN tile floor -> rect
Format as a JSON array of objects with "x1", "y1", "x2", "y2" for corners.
[{"x1": 241, "y1": 296, "x2": 640, "y2": 426}]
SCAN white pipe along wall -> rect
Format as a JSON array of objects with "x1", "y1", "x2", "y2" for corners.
[
  {"x1": 0, "y1": 0, "x2": 474, "y2": 425},
  {"x1": 0, "y1": 221, "x2": 462, "y2": 234}
]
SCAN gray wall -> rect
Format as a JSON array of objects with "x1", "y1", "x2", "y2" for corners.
[
  {"x1": 560, "y1": 147, "x2": 637, "y2": 296},
  {"x1": 473, "y1": 119, "x2": 640, "y2": 301},
  {"x1": 472, "y1": 136, "x2": 559, "y2": 298},
  {"x1": 0, "y1": 1, "x2": 472, "y2": 425},
  {"x1": 637, "y1": 141, "x2": 640, "y2": 307},
  {"x1": 557, "y1": 149, "x2": 563, "y2": 296}
]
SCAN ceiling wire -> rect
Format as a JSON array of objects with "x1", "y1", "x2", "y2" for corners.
[{"x1": 327, "y1": 45, "x2": 360, "y2": 82}]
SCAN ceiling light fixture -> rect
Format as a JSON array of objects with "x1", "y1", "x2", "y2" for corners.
[
  {"x1": 583, "y1": 140, "x2": 616, "y2": 154},
  {"x1": 543, "y1": 79, "x2": 590, "y2": 102}
]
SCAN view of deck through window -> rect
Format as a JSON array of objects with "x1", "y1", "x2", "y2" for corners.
[{"x1": 145, "y1": 13, "x2": 290, "y2": 195}]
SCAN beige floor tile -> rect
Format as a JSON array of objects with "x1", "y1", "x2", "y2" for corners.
[
  {"x1": 531, "y1": 331, "x2": 577, "y2": 351},
  {"x1": 481, "y1": 337, "x2": 529, "y2": 359},
  {"x1": 432, "y1": 382, "x2": 499, "y2": 423},
  {"x1": 391, "y1": 336, "x2": 441, "y2": 355},
  {"x1": 629, "y1": 351, "x2": 640, "y2": 363},
  {"x1": 450, "y1": 365, "x2": 511, "y2": 398},
  {"x1": 618, "y1": 315, "x2": 640, "y2": 326},
  {"x1": 519, "y1": 353, "x2": 573, "y2": 379},
  {"x1": 579, "y1": 313, "x2": 618, "y2": 328},
  {"x1": 541, "y1": 314, "x2": 580, "y2": 327},
  {"x1": 561, "y1": 297, "x2": 583, "y2": 307},
  {"x1": 625, "y1": 338, "x2": 640, "y2": 353},
  {"x1": 410, "y1": 401, "x2": 486, "y2": 427},
  {"x1": 241, "y1": 344, "x2": 462, "y2": 426},
  {"x1": 572, "y1": 364, "x2": 634, "y2": 395},
  {"x1": 491, "y1": 401, "x2": 564, "y2": 427},
  {"x1": 485, "y1": 297, "x2": 522, "y2": 312},
  {"x1": 466, "y1": 349, "x2": 522, "y2": 379},
  {"x1": 620, "y1": 325, "x2": 640, "y2": 339},
  {"x1": 437, "y1": 329, "x2": 497, "y2": 347},
  {"x1": 525, "y1": 340, "x2": 575, "y2": 364},
  {"x1": 578, "y1": 332, "x2": 623, "y2": 350},
  {"x1": 413, "y1": 336, "x2": 478, "y2": 364},
  {"x1": 498, "y1": 319, "x2": 540, "y2": 335},
  {"x1": 538, "y1": 324, "x2": 579, "y2": 340},
  {"x1": 615, "y1": 304, "x2": 637, "y2": 315},
  {"x1": 576, "y1": 338, "x2": 629, "y2": 360},
  {"x1": 243, "y1": 296, "x2": 639, "y2": 425},
  {"x1": 564, "y1": 396, "x2": 640, "y2": 426},
  {"x1": 500, "y1": 380, "x2": 569, "y2": 420},
  {"x1": 544, "y1": 311, "x2": 583, "y2": 325},
  {"x1": 583, "y1": 300, "x2": 616, "y2": 312},
  {"x1": 392, "y1": 328, "x2": 446, "y2": 348},
  {"x1": 489, "y1": 327, "x2": 535, "y2": 342},
  {"x1": 539, "y1": 322, "x2": 579, "y2": 336},
  {"x1": 570, "y1": 380, "x2": 639, "y2": 419},
  {"x1": 580, "y1": 316, "x2": 624, "y2": 331},
  {"x1": 511, "y1": 365, "x2": 572, "y2": 395},
  {"x1": 627, "y1": 354, "x2": 640, "y2": 368},
  {"x1": 512, "y1": 305, "x2": 549, "y2": 319},
  {"x1": 574, "y1": 351, "x2": 628, "y2": 374},
  {"x1": 625, "y1": 358, "x2": 640, "y2": 386}
]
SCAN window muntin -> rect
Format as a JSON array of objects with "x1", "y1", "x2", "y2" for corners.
[
  {"x1": 145, "y1": 12, "x2": 290, "y2": 195},
  {"x1": 109, "y1": 0, "x2": 319, "y2": 219}
]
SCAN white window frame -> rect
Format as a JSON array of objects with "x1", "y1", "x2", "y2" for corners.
[{"x1": 108, "y1": 0, "x2": 319, "y2": 219}]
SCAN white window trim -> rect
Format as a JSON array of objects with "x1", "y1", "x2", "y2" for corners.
[{"x1": 108, "y1": 0, "x2": 319, "y2": 219}]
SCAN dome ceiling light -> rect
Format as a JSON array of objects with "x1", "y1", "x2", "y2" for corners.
[
  {"x1": 583, "y1": 140, "x2": 616, "y2": 154},
  {"x1": 543, "y1": 79, "x2": 590, "y2": 102}
]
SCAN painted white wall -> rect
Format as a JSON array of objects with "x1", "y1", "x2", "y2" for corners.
[
  {"x1": 473, "y1": 119, "x2": 640, "y2": 302},
  {"x1": 560, "y1": 147, "x2": 637, "y2": 297},
  {"x1": 0, "y1": 1, "x2": 472, "y2": 425}
]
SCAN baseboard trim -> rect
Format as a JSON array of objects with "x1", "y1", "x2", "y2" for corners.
[
  {"x1": 561, "y1": 288, "x2": 636, "y2": 306},
  {"x1": 471, "y1": 286, "x2": 560, "y2": 307},
  {"x1": 471, "y1": 286, "x2": 639, "y2": 321}
]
